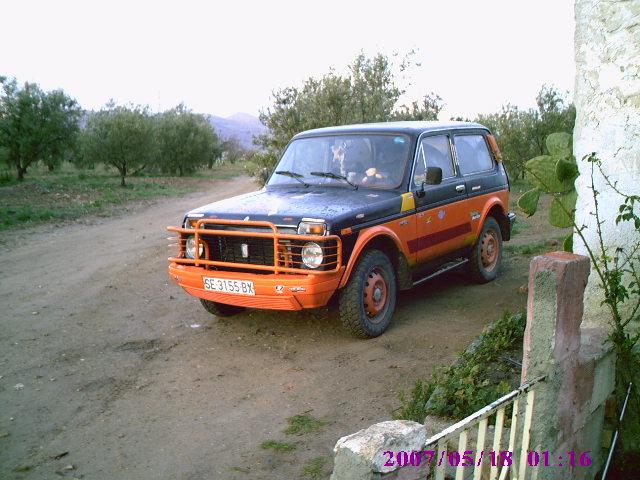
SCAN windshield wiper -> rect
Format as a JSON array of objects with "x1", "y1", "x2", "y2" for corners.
[
  {"x1": 275, "y1": 170, "x2": 309, "y2": 187},
  {"x1": 310, "y1": 171, "x2": 358, "y2": 190}
]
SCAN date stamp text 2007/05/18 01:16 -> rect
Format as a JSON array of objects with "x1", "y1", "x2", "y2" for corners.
[{"x1": 383, "y1": 450, "x2": 593, "y2": 469}]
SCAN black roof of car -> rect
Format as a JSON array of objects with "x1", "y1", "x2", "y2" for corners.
[{"x1": 293, "y1": 121, "x2": 489, "y2": 139}]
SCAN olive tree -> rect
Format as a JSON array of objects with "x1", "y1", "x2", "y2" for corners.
[
  {"x1": 82, "y1": 103, "x2": 155, "y2": 186},
  {"x1": 0, "y1": 77, "x2": 81, "y2": 179},
  {"x1": 157, "y1": 104, "x2": 222, "y2": 175}
]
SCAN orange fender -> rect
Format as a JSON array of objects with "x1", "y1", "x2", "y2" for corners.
[
  {"x1": 338, "y1": 226, "x2": 406, "y2": 289},
  {"x1": 477, "y1": 191, "x2": 509, "y2": 238}
]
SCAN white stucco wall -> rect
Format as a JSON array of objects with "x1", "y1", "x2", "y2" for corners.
[{"x1": 573, "y1": 0, "x2": 640, "y2": 324}]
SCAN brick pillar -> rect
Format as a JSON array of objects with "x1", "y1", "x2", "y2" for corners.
[{"x1": 521, "y1": 252, "x2": 591, "y2": 480}]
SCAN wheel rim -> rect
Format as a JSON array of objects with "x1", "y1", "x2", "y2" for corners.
[
  {"x1": 363, "y1": 268, "x2": 388, "y2": 321},
  {"x1": 480, "y1": 229, "x2": 499, "y2": 271}
]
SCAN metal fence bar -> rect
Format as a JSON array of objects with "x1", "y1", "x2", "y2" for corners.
[
  {"x1": 500, "y1": 398, "x2": 519, "y2": 480},
  {"x1": 518, "y1": 389, "x2": 535, "y2": 480},
  {"x1": 490, "y1": 408, "x2": 505, "y2": 480},
  {"x1": 435, "y1": 439, "x2": 447, "y2": 480},
  {"x1": 474, "y1": 418, "x2": 487, "y2": 480},
  {"x1": 456, "y1": 430, "x2": 468, "y2": 480}
]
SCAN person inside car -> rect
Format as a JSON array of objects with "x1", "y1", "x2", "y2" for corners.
[{"x1": 362, "y1": 140, "x2": 404, "y2": 187}]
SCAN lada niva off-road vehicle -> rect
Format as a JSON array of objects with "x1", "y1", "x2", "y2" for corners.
[{"x1": 167, "y1": 121, "x2": 515, "y2": 337}]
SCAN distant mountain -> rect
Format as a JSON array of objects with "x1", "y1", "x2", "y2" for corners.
[{"x1": 205, "y1": 113, "x2": 267, "y2": 149}]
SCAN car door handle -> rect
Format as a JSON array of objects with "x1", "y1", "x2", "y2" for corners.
[
  {"x1": 471, "y1": 185, "x2": 481, "y2": 191},
  {"x1": 455, "y1": 185, "x2": 466, "y2": 193}
]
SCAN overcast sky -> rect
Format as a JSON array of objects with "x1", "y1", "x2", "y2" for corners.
[{"x1": 1, "y1": 0, "x2": 575, "y2": 120}]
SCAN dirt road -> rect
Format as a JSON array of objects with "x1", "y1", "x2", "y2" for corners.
[{"x1": 0, "y1": 176, "x2": 533, "y2": 479}]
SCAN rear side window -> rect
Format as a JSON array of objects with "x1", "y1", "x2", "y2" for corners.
[
  {"x1": 455, "y1": 135, "x2": 493, "y2": 175},
  {"x1": 413, "y1": 135, "x2": 455, "y2": 187}
]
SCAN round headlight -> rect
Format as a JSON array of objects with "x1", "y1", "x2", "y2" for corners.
[
  {"x1": 185, "y1": 235, "x2": 204, "y2": 259},
  {"x1": 301, "y1": 242, "x2": 323, "y2": 269}
]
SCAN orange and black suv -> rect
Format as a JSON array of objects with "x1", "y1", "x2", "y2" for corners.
[{"x1": 167, "y1": 121, "x2": 515, "y2": 337}]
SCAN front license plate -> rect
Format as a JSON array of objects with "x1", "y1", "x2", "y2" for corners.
[{"x1": 203, "y1": 277, "x2": 255, "y2": 295}]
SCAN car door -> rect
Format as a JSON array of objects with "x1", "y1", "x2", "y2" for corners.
[
  {"x1": 452, "y1": 132, "x2": 501, "y2": 244},
  {"x1": 411, "y1": 133, "x2": 471, "y2": 263}
]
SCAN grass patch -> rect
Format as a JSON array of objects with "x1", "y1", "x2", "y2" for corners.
[
  {"x1": 505, "y1": 241, "x2": 559, "y2": 256},
  {"x1": 393, "y1": 311, "x2": 526, "y2": 422},
  {"x1": 510, "y1": 219, "x2": 531, "y2": 236},
  {"x1": 13, "y1": 465, "x2": 32, "y2": 472},
  {"x1": 302, "y1": 457, "x2": 327, "y2": 479},
  {"x1": 260, "y1": 440, "x2": 297, "y2": 453},
  {"x1": 0, "y1": 162, "x2": 243, "y2": 232},
  {"x1": 229, "y1": 466, "x2": 250, "y2": 474},
  {"x1": 284, "y1": 413, "x2": 327, "y2": 435}
]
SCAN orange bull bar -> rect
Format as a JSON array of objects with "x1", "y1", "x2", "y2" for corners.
[{"x1": 166, "y1": 219, "x2": 344, "y2": 310}]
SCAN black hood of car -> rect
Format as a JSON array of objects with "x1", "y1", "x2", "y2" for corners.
[{"x1": 186, "y1": 185, "x2": 404, "y2": 233}]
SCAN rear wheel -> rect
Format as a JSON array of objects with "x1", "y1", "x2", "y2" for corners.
[
  {"x1": 467, "y1": 216, "x2": 502, "y2": 283},
  {"x1": 338, "y1": 249, "x2": 397, "y2": 338},
  {"x1": 200, "y1": 299, "x2": 245, "y2": 317}
]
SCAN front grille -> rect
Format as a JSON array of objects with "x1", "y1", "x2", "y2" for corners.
[
  {"x1": 199, "y1": 234, "x2": 339, "y2": 272},
  {"x1": 203, "y1": 234, "x2": 274, "y2": 266},
  {"x1": 168, "y1": 219, "x2": 341, "y2": 275}
]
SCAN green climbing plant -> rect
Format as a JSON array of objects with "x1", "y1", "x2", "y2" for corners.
[
  {"x1": 521, "y1": 146, "x2": 640, "y2": 451},
  {"x1": 517, "y1": 132, "x2": 578, "y2": 251}
]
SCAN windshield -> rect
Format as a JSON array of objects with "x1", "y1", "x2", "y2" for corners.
[{"x1": 267, "y1": 134, "x2": 411, "y2": 189}]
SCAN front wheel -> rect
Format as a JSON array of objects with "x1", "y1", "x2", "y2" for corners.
[
  {"x1": 338, "y1": 249, "x2": 397, "y2": 338},
  {"x1": 200, "y1": 299, "x2": 245, "y2": 317},
  {"x1": 467, "y1": 216, "x2": 503, "y2": 283}
]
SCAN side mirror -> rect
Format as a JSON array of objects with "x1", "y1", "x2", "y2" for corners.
[
  {"x1": 425, "y1": 166, "x2": 442, "y2": 185},
  {"x1": 416, "y1": 167, "x2": 442, "y2": 198},
  {"x1": 415, "y1": 166, "x2": 443, "y2": 198}
]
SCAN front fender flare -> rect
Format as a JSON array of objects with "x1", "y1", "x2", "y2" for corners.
[{"x1": 338, "y1": 227, "x2": 405, "y2": 289}]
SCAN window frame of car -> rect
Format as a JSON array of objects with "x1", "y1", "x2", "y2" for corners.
[
  {"x1": 451, "y1": 130, "x2": 496, "y2": 177},
  {"x1": 409, "y1": 130, "x2": 459, "y2": 192}
]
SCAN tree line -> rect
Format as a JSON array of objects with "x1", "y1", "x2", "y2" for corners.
[
  {"x1": 0, "y1": 77, "x2": 224, "y2": 186},
  {"x1": 2, "y1": 53, "x2": 575, "y2": 187},
  {"x1": 254, "y1": 52, "x2": 575, "y2": 183}
]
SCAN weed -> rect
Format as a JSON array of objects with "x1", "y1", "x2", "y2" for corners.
[
  {"x1": 284, "y1": 413, "x2": 327, "y2": 435},
  {"x1": 302, "y1": 457, "x2": 326, "y2": 479},
  {"x1": 0, "y1": 171, "x2": 14, "y2": 186},
  {"x1": 510, "y1": 220, "x2": 531, "y2": 236},
  {"x1": 504, "y1": 242, "x2": 550, "y2": 256},
  {"x1": 260, "y1": 440, "x2": 297, "y2": 453},
  {"x1": 395, "y1": 380, "x2": 435, "y2": 425},
  {"x1": 393, "y1": 311, "x2": 526, "y2": 422},
  {"x1": 229, "y1": 466, "x2": 250, "y2": 474}
]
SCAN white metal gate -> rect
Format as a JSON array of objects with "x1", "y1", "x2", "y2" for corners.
[{"x1": 424, "y1": 375, "x2": 545, "y2": 480}]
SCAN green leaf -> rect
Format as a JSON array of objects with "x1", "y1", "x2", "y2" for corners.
[
  {"x1": 517, "y1": 188, "x2": 541, "y2": 216},
  {"x1": 525, "y1": 155, "x2": 565, "y2": 193},
  {"x1": 563, "y1": 233, "x2": 573, "y2": 252},
  {"x1": 546, "y1": 132, "x2": 572, "y2": 158},
  {"x1": 549, "y1": 190, "x2": 578, "y2": 228},
  {"x1": 556, "y1": 158, "x2": 579, "y2": 182}
]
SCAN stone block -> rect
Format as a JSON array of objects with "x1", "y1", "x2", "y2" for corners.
[{"x1": 331, "y1": 420, "x2": 427, "y2": 480}]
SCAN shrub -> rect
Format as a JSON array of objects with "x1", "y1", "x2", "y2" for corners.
[{"x1": 394, "y1": 311, "x2": 526, "y2": 422}]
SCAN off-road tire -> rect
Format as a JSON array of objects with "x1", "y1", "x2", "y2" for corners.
[
  {"x1": 338, "y1": 249, "x2": 397, "y2": 338},
  {"x1": 467, "y1": 216, "x2": 503, "y2": 283},
  {"x1": 199, "y1": 299, "x2": 245, "y2": 317}
]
